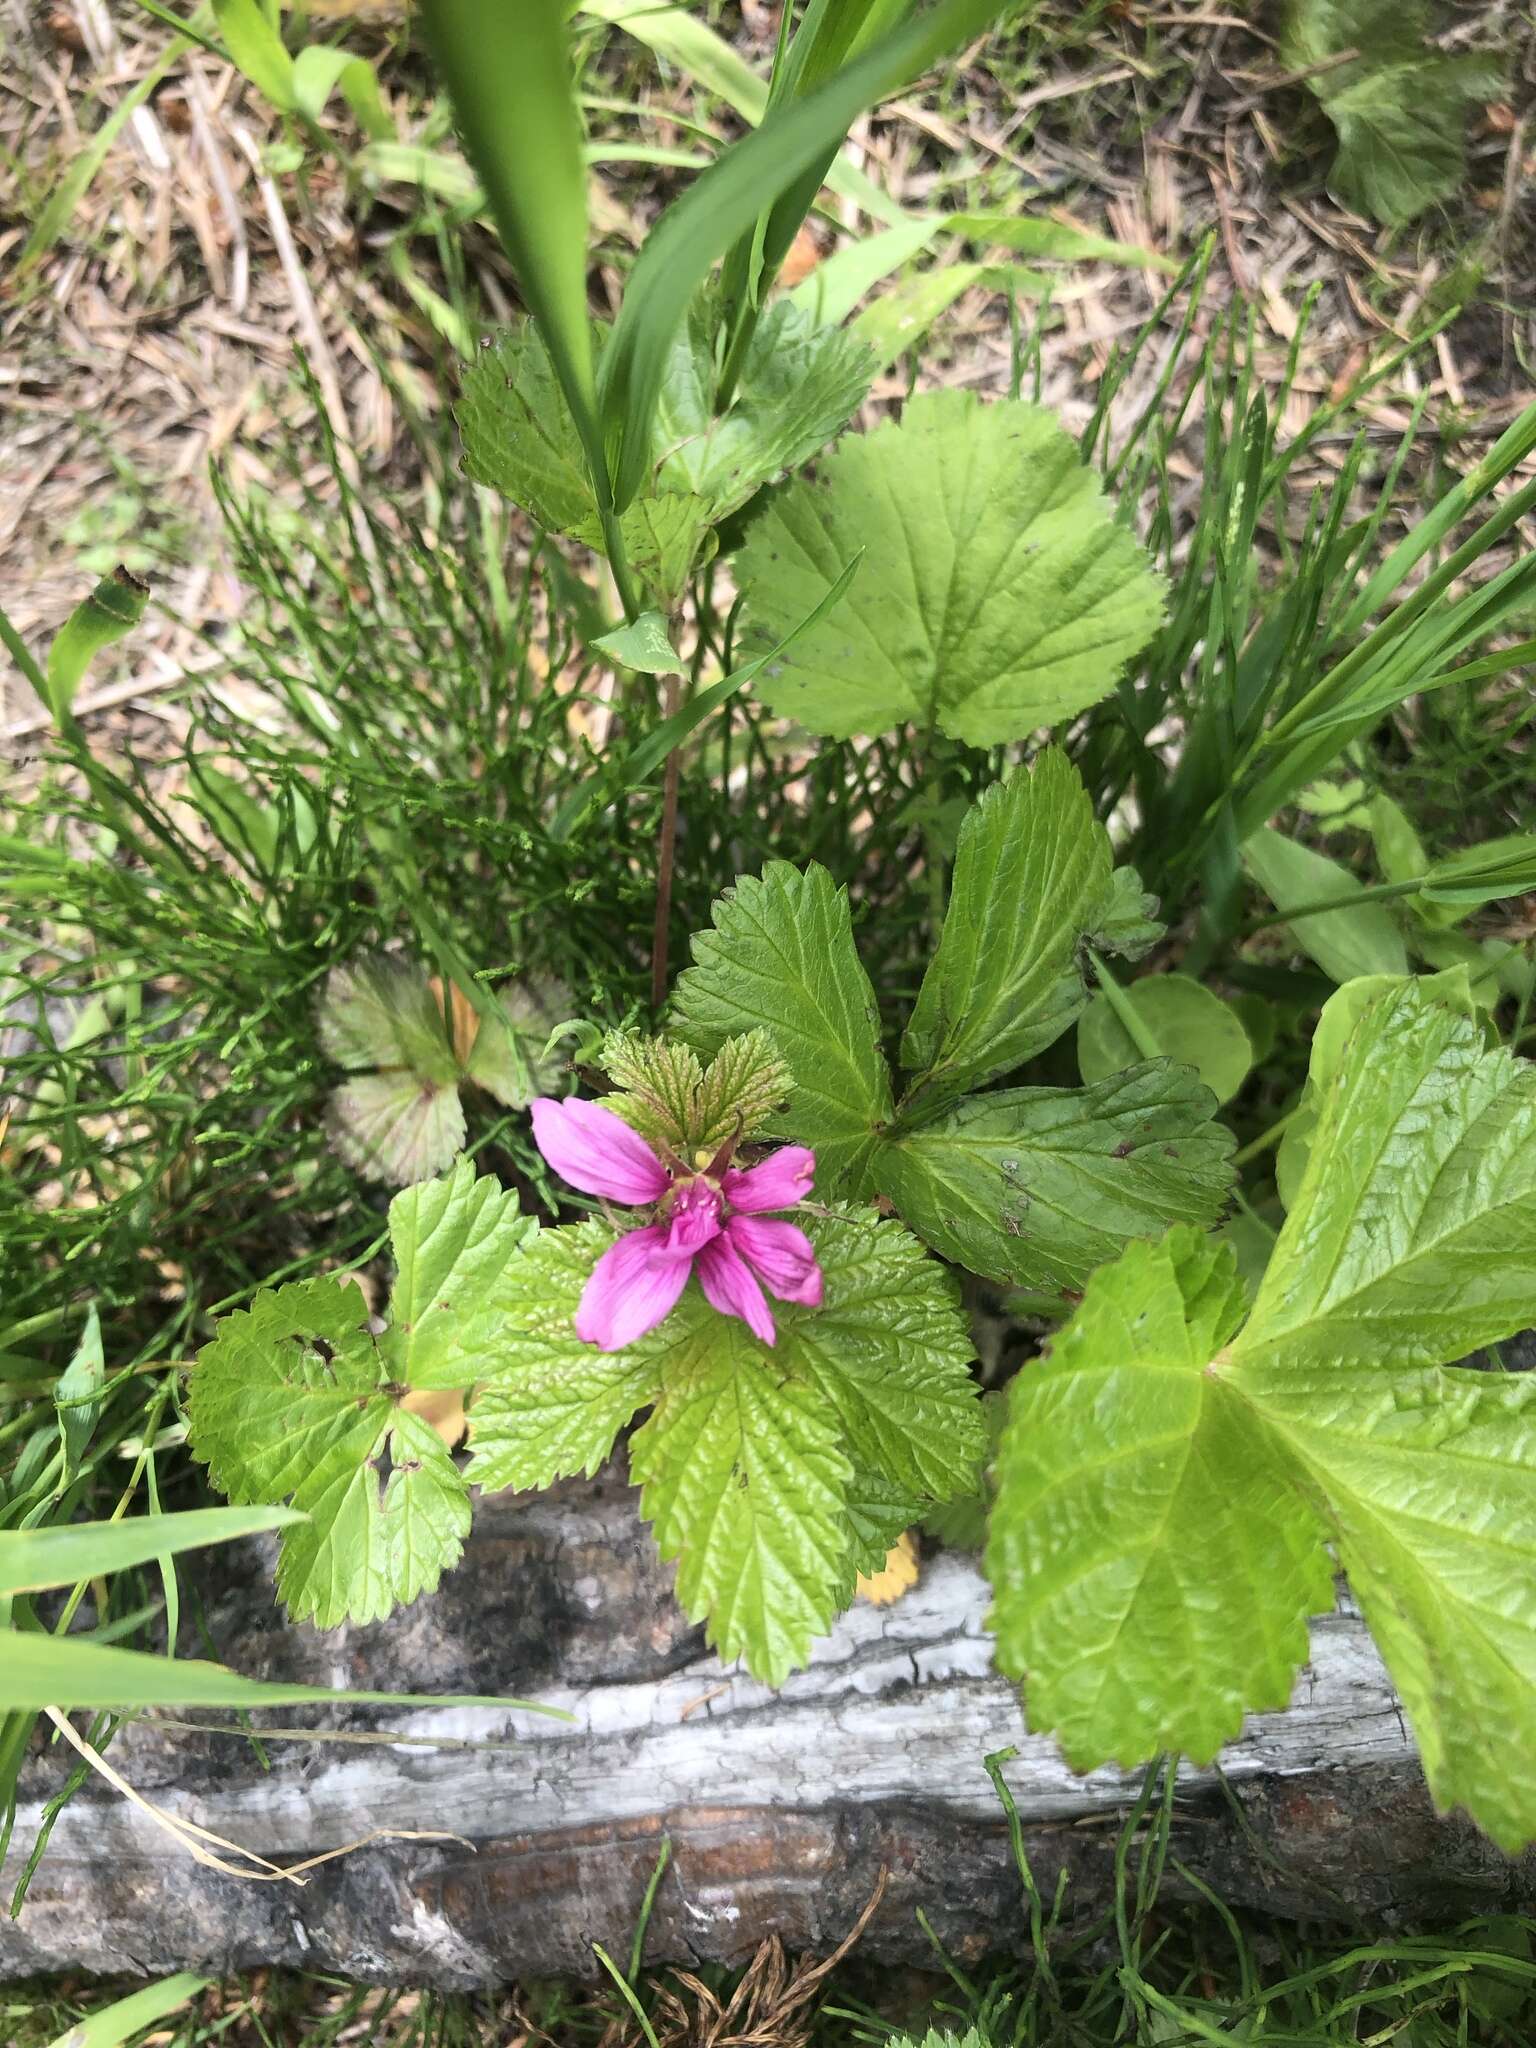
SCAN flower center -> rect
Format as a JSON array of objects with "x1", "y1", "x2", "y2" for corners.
[{"x1": 660, "y1": 1173, "x2": 725, "y2": 1257}]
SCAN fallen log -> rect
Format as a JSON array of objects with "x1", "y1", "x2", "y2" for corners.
[{"x1": 5, "y1": 1474, "x2": 1532, "y2": 1986}]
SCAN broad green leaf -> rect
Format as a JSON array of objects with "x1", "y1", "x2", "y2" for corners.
[
  {"x1": 291, "y1": 44, "x2": 394, "y2": 140},
  {"x1": 212, "y1": 0, "x2": 296, "y2": 109},
  {"x1": 1244, "y1": 826, "x2": 1408, "y2": 983},
  {"x1": 1077, "y1": 974, "x2": 1253, "y2": 1106},
  {"x1": 1419, "y1": 833, "x2": 1536, "y2": 911},
  {"x1": 458, "y1": 325, "x2": 595, "y2": 535},
  {"x1": 467, "y1": 1207, "x2": 980, "y2": 1681},
  {"x1": 1239, "y1": 985, "x2": 1536, "y2": 1371},
  {"x1": 735, "y1": 391, "x2": 1164, "y2": 746},
  {"x1": 318, "y1": 955, "x2": 458, "y2": 1081},
  {"x1": 1283, "y1": 0, "x2": 1501, "y2": 226},
  {"x1": 787, "y1": 1209, "x2": 983, "y2": 1500},
  {"x1": 465, "y1": 1222, "x2": 658, "y2": 1493},
  {"x1": 591, "y1": 610, "x2": 684, "y2": 675},
  {"x1": 671, "y1": 861, "x2": 893, "y2": 1192},
  {"x1": 651, "y1": 300, "x2": 872, "y2": 517},
  {"x1": 1087, "y1": 864, "x2": 1166, "y2": 963},
  {"x1": 1243, "y1": 1359, "x2": 1536, "y2": 1852},
  {"x1": 463, "y1": 976, "x2": 570, "y2": 1109},
  {"x1": 382, "y1": 1161, "x2": 535, "y2": 1385},
  {"x1": 0, "y1": 1505, "x2": 302, "y2": 1598},
  {"x1": 987, "y1": 1229, "x2": 1332, "y2": 1768},
  {"x1": 325, "y1": 1072, "x2": 465, "y2": 1186},
  {"x1": 630, "y1": 1315, "x2": 852, "y2": 1689},
  {"x1": 875, "y1": 1065, "x2": 1235, "y2": 1297},
  {"x1": 605, "y1": 491, "x2": 715, "y2": 609},
  {"x1": 44, "y1": 567, "x2": 149, "y2": 720},
  {"x1": 900, "y1": 750, "x2": 1112, "y2": 1114},
  {"x1": 1, "y1": 1628, "x2": 558, "y2": 1714}
]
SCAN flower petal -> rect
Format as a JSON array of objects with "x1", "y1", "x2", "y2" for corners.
[
  {"x1": 722, "y1": 1144, "x2": 816, "y2": 1214},
  {"x1": 726, "y1": 1215, "x2": 823, "y2": 1307},
  {"x1": 661, "y1": 1179, "x2": 725, "y2": 1259},
  {"x1": 574, "y1": 1225, "x2": 691, "y2": 1350},
  {"x1": 696, "y1": 1234, "x2": 777, "y2": 1346},
  {"x1": 530, "y1": 1096, "x2": 670, "y2": 1205}
]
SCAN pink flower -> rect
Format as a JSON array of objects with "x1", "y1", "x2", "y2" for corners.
[{"x1": 529, "y1": 1096, "x2": 823, "y2": 1352}]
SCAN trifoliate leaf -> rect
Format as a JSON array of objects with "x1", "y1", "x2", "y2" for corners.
[
  {"x1": 468, "y1": 1207, "x2": 983, "y2": 1683},
  {"x1": 1076, "y1": 974, "x2": 1254, "y2": 1106},
  {"x1": 1245, "y1": 1359, "x2": 1536, "y2": 1854},
  {"x1": 590, "y1": 610, "x2": 685, "y2": 676},
  {"x1": 986, "y1": 1229, "x2": 1334, "y2": 1768},
  {"x1": 988, "y1": 987, "x2": 1536, "y2": 1846},
  {"x1": 651, "y1": 299, "x2": 872, "y2": 518},
  {"x1": 188, "y1": 1276, "x2": 469, "y2": 1628},
  {"x1": 900, "y1": 750, "x2": 1112, "y2": 1116},
  {"x1": 464, "y1": 1221, "x2": 661, "y2": 1493},
  {"x1": 671, "y1": 862, "x2": 893, "y2": 1193},
  {"x1": 1283, "y1": 0, "x2": 1502, "y2": 227},
  {"x1": 1238, "y1": 985, "x2": 1536, "y2": 1371},
  {"x1": 598, "y1": 1028, "x2": 789, "y2": 1155},
  {"x1": 1244, "y1": 827, "x2": 1408, "y2": 983},
  {"x1": 735, "y1": 391, "x2": 1165, "y2": 747},
  {"x1": 630, "y1": 1315, "x2": 853, "y2": 1689},
  {"x1": 1086, "y1": 864, "x2": 1166, "y2": 963},
  {"x1": 875, "y1": 1065, "x2": 1235, "y2": 1297},
  {"x1": 189, "y1": 1164, "x2": 532, "y2": 1626}
]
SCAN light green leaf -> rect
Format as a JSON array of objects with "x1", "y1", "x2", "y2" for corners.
[
  {"x1": 591, "y1": 610, "x2": 684, "y2": 675},
  {"x1": 1283, "y1": 0, "x2": 1501, "y2": 227},
  {"x1": 900, "y1": 750, "x2": 1112, "y2": 1115},
  {"x1": 607, "y1": 491, "x2": 715, "y2": 610},
  {"x1": 40, "y1": 1971, "x2": 209, "y2": 2048},
  {"x1": 788, "y1": 1209, "x2": 982, "y2": 1500},
  {"x1": 318, "y1": 955, "x2": 459, "y2": 1082},
  {"x1": 1245, "y1": 1360, "x2": 1536, "y2": 1853},
  {"x1": 1244, "y1": 826, "x2": 1408, "y2": 983},
  {"x1": 212, "y1": 0, "x2": 296, "y2": 110},
  {"x1": 599, "y1": 1029, "x2": 790, "y2": 1155},
  {"x1": 465, "y1": 1222, "x2": 658, "y2": 1493},
  {"x1": 843, "y1": 1461, "x2": 927, "y2": 1576},
  {"x1": 1420, "y1": 833, "x2": 1536, "y2": 911},
  {"x1": 629, "y1": 1315, "x2": 853, "y2": 1688},
  {"x1": 55, "y1": 1303, "x2": 104, "y2": 1479},
  {"x1": 1088, "y1": 864, "x2": 1166, "y2": 963},
  {"x1": 1077, "y1": 974, "x2": 1253, "y2": 1106},
  {"x1": 986, "y1": 1229, "x2": 1332, "y2": 1768},
  {"x1": 464, "y1": 976, "x2": 570, "y2": 1110},
  {"x1": 0, "y1": 1505, "x2": 302, "y2": 1598},
  {"x1": 652, "y1": 299, "x2": 871, "y2": 517},
  {"x1": 458, "y1": 324, "x2": 595, "y2": 534},
  {"x1": 671, "y1": 861, "x2": 893, "y2": 1193},
  {"x1": 1239, "y1": 985, "x2": 1536, "y2": 1371},
  {"x1": 383, "y1": 1160, "x2": 534, "y2": 1386},
  {"x1": 44, "y1": 567, "x2": 149, "y2": 721},
  {"x1": 325, "y1": 1072, "x2": 466, "y2": 1186},
  {"x1": 876, "y1": 1065, "x2": 1235, "y2": 1297},
  {"x1": 735, "y1": 391, "x2": 1165, "y2": 746}
]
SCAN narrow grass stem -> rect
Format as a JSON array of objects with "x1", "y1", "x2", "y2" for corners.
[
  {"x1": 1088, "y1": 949, "x2": 1162, "y2": 1062},
  {"x1": 650, "y1": 671, "x2": 684, "y2": 1009},
  {"x1": 1242, "y1": 875, "x2": 1424, "y2": 934}
]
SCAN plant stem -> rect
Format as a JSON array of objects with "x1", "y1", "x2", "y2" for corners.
[
  {"x1": 1232, "y1": 1105, "x2": 1300, "y2": 1168},
  {"x1": 595, "y1": 494, "x2": 642, "y2": 624},
  {"x1": 1088, "y1": 949, "x2": 1163, "y2": 1062},
  {"x1": 650, "y1": 670, "x2": 684, "y2": 1010},
  {"x1": 1242, "y1": 874, "x2": 1424, "y2": 934}
]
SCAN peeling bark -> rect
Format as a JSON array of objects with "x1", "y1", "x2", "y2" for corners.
[{"x1": 5, "y1": 1476, "x2": 1531, "y2": 1986}]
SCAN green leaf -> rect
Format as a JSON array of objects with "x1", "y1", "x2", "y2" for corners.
[
  {"x1": 39, "y1": 1972, "x2": 209, "y2": 2048},
  {"x1": 1283, "y1": 0, "x2": 1501, "y2": 226},
  {"x1": 468, "y1": 1207, "x2": 981, "y2": 1681},
  {"x1": 1246, "y1": 1359, "x2": 1536, "y2": 1854},
  {"x1": 900, "y1": 750, "x2": 1112, "y2": 1114},
  {"x1": 382, "y1": 1162, "x2": 535, "y2": 1386},
  {"x1": 44, "y1": 567, "x2": 149, "y2": 720},
  {"x1": 591, "y1": 610, "x2": 685, "y2": 675},
  {"x1": 458, "y1": 325, "x2": 595, "y2": 534},
  {"x1": 465, "y1": 1222, "x2": 658, "y2": 1493},
  {"x1": 54, "y1": 1303, "x2": 104, "y2": 1479},
  {"x1": 1420, "y1": 833, "x2": 1536, "y2": 911},
  {"x1": 464, "y1": 976, "x2": 571, "y2": 1109},
  {"x1": 1076, "y1": 974, "x2": 1254, "y2": 1106},
  {"x1": 1239, "y1": 985, "x2": 1536, "y2": 1371},
  {"x1": 671, "y1": 861, "x2": 893, "y2": 1193},
  {"x1": 735, "y1": 391, "x2": 1165, "y2": 746},
  {"x1": 1086, "y1": 864, "x2": 1166, "y2": 963},
  {"x1": 598, "y1": 1029, "x2": 790, "y2": 1155},
  {"x1": 0, "y1": 1506, "x2": 302, "y2": 1598},
  {"x1": 630, "y1": 1316, "x2": 853, "y2": 1688},
  {"x1": 652, "y1": 299, "x2": 872, "y2": 515},
  {"x1": 212, "y1": 0, "x2": 296, "y2": 110},
  {"x1": 986, "y1": 1228, "x2": 1332, "y2": 1768},
  {"x1": 875, "y1": 1065, "x2": 1235, "y2": 1297},
  {"x1": 318, "y1": 955, "x2": 459, "y2": 1082},
  {"x1": 1244, "y1": 826, "x2": 1408, "y2": 983}
]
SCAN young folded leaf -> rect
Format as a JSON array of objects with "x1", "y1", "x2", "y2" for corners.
[
  {"x1": 987, "y1": 983, "x2": 1536, "y2": 1851},
  {"x1": 189, "y1": 1163, "x2": 534, "y2": 1626},
  {"x1": 735, "y1": 393, "x2": 1164, "y2": 746}
]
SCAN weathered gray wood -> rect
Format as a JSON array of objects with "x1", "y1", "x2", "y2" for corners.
[{"x1": 5, "y1": 1475, "x2": 1531, "y2": 1986}]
